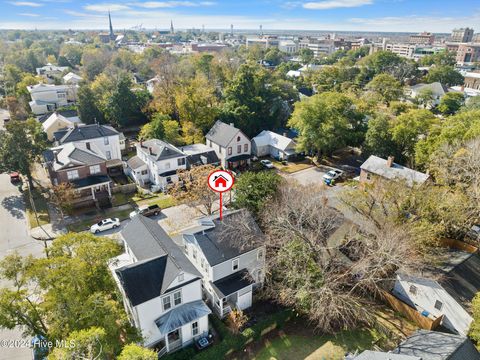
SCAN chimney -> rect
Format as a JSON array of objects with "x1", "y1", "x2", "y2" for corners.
[
  {"x1": 149, "y1": 147, "x2": 153, "y2": 155},
  {"x1": 283, "y1": 132, "x2": 288, "y2": 137},
  {"x1": 53, "y1": 150, "x2": 59, "y2": 163},
  {"x1": 230, "y1": 123, "x2": 234, "y2": 127},
  {"x1": 387, "y1": 156, "x2": 394, "y2": 168}
]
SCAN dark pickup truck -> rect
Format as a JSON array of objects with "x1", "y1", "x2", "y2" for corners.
[{"x1": 129, "y1": 204, "x2": 161, "y2": 219}]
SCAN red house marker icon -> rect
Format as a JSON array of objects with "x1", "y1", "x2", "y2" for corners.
[{"x1": 213, "y1": 174, "x2": 228, "y2": 188}]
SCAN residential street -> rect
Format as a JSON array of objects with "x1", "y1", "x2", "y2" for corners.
[{"x1": 0, "y1": 174, "x2": 44, "y2": 360}]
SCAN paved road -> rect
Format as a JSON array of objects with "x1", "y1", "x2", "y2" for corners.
[{"x1": 0, "y1": 174, "x2": 43, "y2": 360}]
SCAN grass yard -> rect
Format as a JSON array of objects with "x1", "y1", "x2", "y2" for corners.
[
  {"x1": 67, "y1": 207, "x2": 133, "y2": 232},
  {"x1": 133, "y1": 193, "x2": 177, "y2": 209},
  {"x1": 24, "y1": 188, "x2": 50, "y2": 229},
  {"x1": 271, "y1": 159, "x2": 314, "y2": 174}
]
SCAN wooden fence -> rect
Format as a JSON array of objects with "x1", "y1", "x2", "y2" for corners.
[
  {"x1": 112, "y1": 183, "x2": 137, "y2": 194},
  {"x1": 438, "y1": 238, "x2": 478, "y2": 254},
  {"x1": 381, "y1": 290, "x2": 443, "y2": 330}
]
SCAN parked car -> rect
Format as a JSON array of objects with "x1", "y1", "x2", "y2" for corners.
[
  {"x1": 9, "y1": 172, "x2": 20, "y2": 183},
  {"x1": 260, "y1": 159, "x2": 275, "y2": 169},
  {"x1": 90, "y1": 218, "x2": 120, "y2": 234},
  {"x1": 129, "y1": 204, "x2": 161, "y2": 219},
  {"x1": 323, "y1": 169, "x2": 344, "y2": 183},
  {"x1": 468, "y1": 225, "x2": 480, "y2": 240}
]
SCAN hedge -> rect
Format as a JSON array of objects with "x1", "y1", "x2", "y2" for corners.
[{"x1": 163, "y1": 310, "x2": 293, "y2": 360}]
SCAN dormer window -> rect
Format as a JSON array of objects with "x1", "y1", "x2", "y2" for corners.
[
  {"x1": 232, "y1": 258, "x2": 239, "y2": 271},
  {"x1": 178, "y1": 273, "x2": 184, "y2": 282},
  {"x1": 173, "y1": 290, "x2": 182, "y2": 306},
  {"x1": 104, "y1": 137, "x2": 109, "y2": 145}
]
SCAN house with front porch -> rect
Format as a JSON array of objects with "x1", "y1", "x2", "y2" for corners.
[
  {"x1": 109, "y1": 216, "x2": 210, "y2": 356},
  {"x1": 55, "y1": 124, "x2": 124, "y2": 176},
  {"x1": 126, "y1": 139, "x2": 187, "y2": 191},
  {"x1": 205, "y1": 121, "x2": 251, "y2": 170},
  {"x1": 182, "y1": 210, "x2": 265, "y2": 317},
  {"x1": 43, "y1": 142, "x2": 112, "y2": 208}
]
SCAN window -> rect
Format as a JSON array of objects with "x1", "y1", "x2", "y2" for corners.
[
  {"x1": 237, "y1": 145, "x2": 241, "y2": 154},
  {"x1": 178, "y1": 273, "x2": 184, "y2": 282},
  {"x1": 257, "y1": 249, "x2": 264, "y2": 261},
  {"x1": 57, "y1": 92, "x2": 66, "y2": 99},
  {"x1": 237, "y1": 136, "x2": 241, "y2": 142},
  {"x1": 178, "y1": 158, "x2": 186, "y2": 166},
  {"x1": 104, "y1": 137, "x2": 109, "y2": 145},
  {"x1": 219, "y1": 147, "x2": 222, "y2": 154},
  {"x1": 232, "y1": 258, "x2": 239, "y2": 271},
  {"x1": 244, "y1": 144, "x2": 248, "y2": 152},
  {"x1": 434, "y1": 300, "x2": 443, "y2": 311},
  {"x1": 106, "y1": 151, "x2": 111, "y2": 160},
  {"x1": 162, "y1": 296, "x2": 171, "y2": 311},
  {"x1": 90, "y1": 165, "x2": 101, "y2": 175},
  {"x1": 67, "y1": 170, "x2": 79, "y2": 180},
  {"x1": 86, "y1": 142, "x2": 91, "y2": 150},
  {"x1": 173, "y1": 291, "x2": 182, "y2": 306},
  {"x1": 192, "y1": 248, "x2": 197, "y2": 260},
  {"x1": 166, "y1": 176, "x2": 172, "y2": 184},
  {"x1": 192, "y1": 321, "x2": 199, "y2": 336},
  {"x1": 141, "y1": 170, "x2": 148, "y2": 175},
  {"x1": 228, "y1": 147, "x2": 232, "y2": 155},
  {"x1": 409, "y1": 285, "x2": 417, "y2": 295}
]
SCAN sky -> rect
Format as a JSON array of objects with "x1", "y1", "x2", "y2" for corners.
[{"x1": 0, "y1": 0, "x2": 479, "y2": 33}]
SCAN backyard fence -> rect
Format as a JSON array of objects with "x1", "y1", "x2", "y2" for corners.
[
  {"x1": 112, "y1": 183, "x2": 137, "y2": 194},
  {"x1": 438, "y1": 238, "x2": 478, "y2": 254},
  {"x1": 380, "y1": 290, "x2": 443, "y2": 331}
]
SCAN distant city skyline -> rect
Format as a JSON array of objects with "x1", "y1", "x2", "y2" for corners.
[{"x1": 0, "y1": 0, "x2": 479, "y2": 33}]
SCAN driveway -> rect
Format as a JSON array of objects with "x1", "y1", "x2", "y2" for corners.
[
  {"x1": 0, "y1": 174, "x2": 44, "y2": 360},
  {"x1": 284, "y1": 166, "x2": 328, "y2": 186}
]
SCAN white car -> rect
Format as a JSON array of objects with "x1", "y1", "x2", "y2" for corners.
[
  {"x1": 260, "y1": 159, "x2": 275, "y2": 169},
  {"x1": 90, "y1": 218, "x2": 120, "y2": 234},
  {"x1": 323, "y1": 169, "x2": 344, "y2": 182}
]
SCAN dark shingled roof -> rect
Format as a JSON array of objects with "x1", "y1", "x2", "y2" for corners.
[
  {"x1": 138, "y1": 139, "x2": 185, "y2": 162},
  {"x1": 185, "y1": 210, "x2": 263, "y2": 266},
  {"x1": 116, "y1": 216, "x2": 201, "y2": 306},
  {"x1": 392, "y1": 330, "x2": 480, "y2": 360},
  {"x1": 205, "y1": 121, "x2": 244, "y2": 148},
  {"x1": 186, "y1": 151, "x2": 219, "y2": 167},
  {"x1": 58, "y1": 124, "x2": 119, "y2": 144},
  {"x1": 38, "y1": 109, "x2": 78, "y2": 123},
  {"x1": 440, "y1": 253, "x2": 480, "y2": 309},
  {"x1": 211, "y1": 269, "x2": 253, "y2": 297}
]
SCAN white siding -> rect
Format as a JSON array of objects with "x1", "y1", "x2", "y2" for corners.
[
  {"x1": 73, "y1": 134, "x2": 122, "y2": 161},
  {"x1": 393, "y1": 275, "x2": 472, "y2": 335},
  {"x1": 211, "y1": 247, "x2": 265, "y2": 282}
]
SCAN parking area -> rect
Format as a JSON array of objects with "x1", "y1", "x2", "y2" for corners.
[{"x1": 283, "y1": 166, "x2": 329, "y2": 186}]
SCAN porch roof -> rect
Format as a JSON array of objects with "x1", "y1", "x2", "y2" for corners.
[
  {"x1": 71, "y1": 175, "x2": 111, "y2": 189},
  {"x1": 227, "y1": 154, "x2": 252, "y2": 163},
  {"x1": 211, "y1": 269, "x2": 253, "y2": 298},
  {"x1": 155, "y1": 300, "x2": 211, "y2": 336}
]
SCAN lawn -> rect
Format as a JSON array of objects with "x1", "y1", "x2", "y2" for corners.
[
  {"x1": 67, "y1": 207, "x2": 133, "y2": 232},
  {"x1": 271, "y1": 159, "x2": 314, "y2": 174},
  {"x1": 24, "y1": 188, "x2": 50, "y2": 229},
  {"x1": 133, "y1": 193, "x2": 177, "y2": 209},
  {"x1": 251, "y1": 327, "x2": 381, "y2": 360}
]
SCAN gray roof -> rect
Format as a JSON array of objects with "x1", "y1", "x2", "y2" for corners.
[
  {"x1": 127, "y1": 155, "x2": 146, "y2": 170},
  {"x1": 181, "y1": 143, "x2": 220, "y2": 167},
  {"x1": 392, "y1": 330, "x2": 480, "y2": 360},
  {"x1": 155, "y1": 300, "x2": 211, "y2": 336},
  {"x1": 58, "y1": 124, "x2": 119, "y2": 144},
  {"x1": 354, "y1": 350, "x2": 420, "y2": 360},
  {"x1": 184, "y1": 210, "x2": 263, "y2": 266},
  {"x1": 138, "y1": 139, "x2": 185, "y2": 162},
  {"x1": 205, "y1": 121, "x2": 244, "y2": 148},
  {"x1": 44, "y1": 143, "x2": 106, "y2": 171},
  {"x1": 117, "y1": 216, "x2": 201, "y2": 306},
  {"x1": 361, "y1": 155, "x2": 429, "y2": 187}
]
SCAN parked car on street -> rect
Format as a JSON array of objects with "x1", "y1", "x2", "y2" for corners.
[
  {"x1": 323, "y1": 169, "x2": 344, "y2": 183},
  {"x1": 129, "y1": 204, "x2": 161, "y2": 219},
  {"x1": 90, "y1": 218, "x2": 120, "y2": 233},
  {"x1": 260, "y1": 159, "x2": 275, "y2": 169}
]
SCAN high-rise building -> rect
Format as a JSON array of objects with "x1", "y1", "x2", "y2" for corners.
[
  {"x1": 230, "y1": 24, "x2": 233, "y2": 36},
  {"x1": 108, "y1": 11, "x2": 114, "y2": 40},
  {"x1": 451, "y1": 28, "x2": 474, "y2": 42},
  {"x1": 409, "y1": 32, "x2": 435, "y2": 45},
  {"x1": 170, "y1": 20, "x2": 174, "y2": 34}
]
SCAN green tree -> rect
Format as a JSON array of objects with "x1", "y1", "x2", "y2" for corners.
[
  {"x1": 415, "y1": 88, "x2": 436, "y2": 108},
  {"x1": 313, "y1": 65, "x2": 360, "y2": 92},
  {"x1": 363, "y1": 112, "x2": 400, "y2": 159},
  {"x1": 118, "y1": 344, "x2": 157, "y2": 360},
  {"x1": 0, "y1": 119, "x2": 47, "y2": 189},
  {"x1": 139, "y1": 113, "x2": 168, "y2": 140},
  {"x1": 234, "y1": 171, "x2": 281, "y2": 215},
  {"x1": 469, "y1": 292, "x2": 480, "y2": 346},
  {"x1": 0, "y1": 233, "x2": 137, "y2": 358},
  {"x1": 425, "y1": 65, "x2": 464, "y2": 87},
  {"x1": 420, "y1": 50, "x2": 456, "y2": 67},
  {"x1": 438, "y1": 92, "x2": 465, "y2": 115},
  {"x1": 288, "y1": 92, "x2": 365, "y2": 156},
  {"x1": 48, "y1": 327, "x2": 106, "y2": 360},
  {"x1": 298, "y1": 48, "x2": 314, "y2": 64},
  {"x1": 366, "y1": 73, "x2": 403, "y2": 104},
  {"x1": 163, "y1": 119, "x2": 183, "y2": 146},
  {"x1": 264, "y1": 47, "x2": 283, "y2": 65},
  {"x1": 77, "y1": 86, "x2": 104, "y2": 124}
]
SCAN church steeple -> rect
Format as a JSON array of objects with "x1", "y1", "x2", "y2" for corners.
[
  {"x1": 108, "y1": 11, "x2": 114, "y2": 39},
  {"x1": 170, "y1": 20, "x2": 174, "y2": 34}
]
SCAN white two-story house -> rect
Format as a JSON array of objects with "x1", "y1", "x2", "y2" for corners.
[
  {"x1": 391, "y1": 251, "x2": 480, "y2": 336},
  {"x1": 110, "y1": 215, "x2": 210, "y2": 356},
  {"x1": 205, "y1": 121, "x2": 251, "y2": 170},
  {"x1": 126, "y1": 139, "x2": 187, "y2": 191},
  {"x1": 182, "y1": 210, "x2": 266, "y2": 317},
  {"x1": 27, "y1": 83, "x2": 78, "y2": 115}
]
